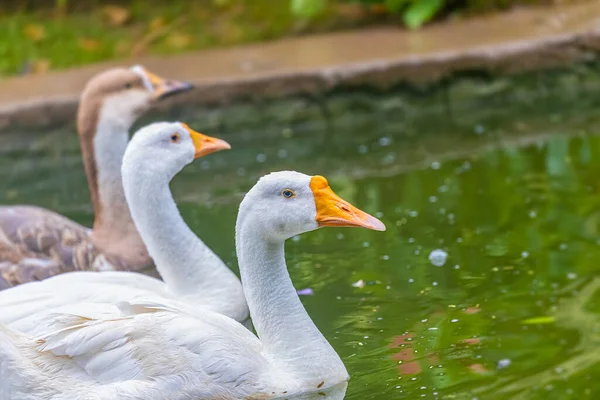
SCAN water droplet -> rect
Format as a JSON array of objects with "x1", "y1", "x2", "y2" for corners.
[
  {"x1": 451, "y1": 319, "x2": 459, "y2": 323},
  {"x1": 408, "y1": 278, "x2": 414, "y2": 283},
  {"x1": 382, "y1": 152, "x2": 396, "y2": 165},
  {"x1": 429, "y1": 196, "x2": 438, "y2": 203},
  {"x1": 362, "y1": 242, "x2": 370, "y2": 248},
  {"x1": 352, "y1": 280, "x2": 365, "y2": 288},
  {"x1": 382, "y1": 255, "x2": 389, "y2": 261},
  {"x1": 277, "y1": 149, "x2": 288, "y2": 158},
  {"x1": 429, "y1": 249, "x2": 448, "y2": 267},
  {"x1": 358, "y1": 145, "x2": 368, "y2": 154},
  {"x1": 421, "y1": 319, "x2": 428, "y2": 323},
  {"x1": 336, "y1": 233, "x2": 344, "y2": 240},
  {"x1": 431, "y1": 161, "x2": 441, "y2": 170},
  {"x1": 529, "y1": 210, "x2": 537, "y2": 219},
  {"x1": 559, "y1": 243, "x2": 568, "y2": 250},
  {"x1": 522, "y1": 251, "x2": 529, "y2": 258},
  {"x1": 474, "y1": 124, "x2": 485, "y2": 135},
  {"x1": 408, "y1": 237, "x2": 415, "y2": 243},
  {"x1": 428, "y1": 327, "x2": 438, "y2": 331},
  {"x1": 567, "y1": 272, "x2": 577, "y2": 280},
  {"x1": 432, "y1": 282, "x2": 438, "y2": 286},
  {"x1": 497, "y1": 359, "x2": 511, "y2": 369},
  {"x1": 454, "y1": 265, "x2": 460, "y2": 269},
  {"x1": 236, "y1": 167, "x2": 246, "y2": 176},
  {"x1": 256, "y1": 153, "x2": 267, "y2": 163},
  {"x1": 379, "y1": 136, "x2": 392, "y2": 147},
  {"x1": 409, "y1": 210, "x2": 419, "y2": 217}
]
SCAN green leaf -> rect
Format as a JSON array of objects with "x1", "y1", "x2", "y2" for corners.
[
  {"x1": 290, "y1": 0, "x2": 327, "y2": 19},
  {"x1": 521, "y1": 316, "x2": 556, "y2": 325},
  {"x1": 385, "y1": 0, "x2": 410, "y2": 14},
  {"x1": 403, "y1": 0, "x2": 443, "y2": 29}
]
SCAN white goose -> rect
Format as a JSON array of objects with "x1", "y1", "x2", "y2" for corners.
[
  {"x1": 0, "y1": 122, "x2": 249, "y2": 331},
  {"x1": 0, "y1": 170, "x2": 385, "y2": 400}
]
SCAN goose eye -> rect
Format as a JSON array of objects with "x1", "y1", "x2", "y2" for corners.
[
  {"x1": 282, "y1": 189, "x2": 295, "y2": 199},
  {"x1": 124, "y1": 82, "x2": 133, "y2": 89},
  {"x1": 170, "y1": 133, "x2": 181, "y2": 143}
]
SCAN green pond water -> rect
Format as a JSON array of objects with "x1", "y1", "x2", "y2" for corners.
[{"x1": 2, "y1": 68, "x2": 600, "y2": 399}]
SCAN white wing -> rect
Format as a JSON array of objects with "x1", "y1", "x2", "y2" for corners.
[
  {"x1": 0, "y1": 271, "x2": 172, "y2": 332},
  {"x1": 2, "y1": 299, "x2": 266, "y2": 398}
]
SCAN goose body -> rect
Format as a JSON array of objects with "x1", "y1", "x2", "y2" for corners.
[
  {"x1": 0, "y1": 66, "x2": 192, "y2": 288},
  {"x1": 0, "y1": 169, "x2": 385, "y2": 399},
  {"x1": 0, "y1": 122, "x2": 249, "y2": 328}
]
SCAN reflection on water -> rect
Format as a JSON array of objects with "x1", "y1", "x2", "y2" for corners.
[{"x1": 2, "y1": 71, "x2": 600, "y2": 399}]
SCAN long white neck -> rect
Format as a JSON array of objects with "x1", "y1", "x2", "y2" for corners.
[
  {"x1": 122, "y1": 165, "x2": 248, "y2": 321},
  {"x1": 236, "y1": 218, "x2": 348, "y2": 384},
  {"x1": 93, "y1": 118, "x2": 132, "y2": 229}
]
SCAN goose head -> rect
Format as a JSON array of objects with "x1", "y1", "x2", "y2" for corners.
[
  {"x1": 123, "y1": 122, "x2": 230, "y2": 182},
  {"x1": 78, "y1": 65, "x2": 193, "y2": 135},
  {"x1": 238, "y1": 171, "x2": 386, "y2": 242}
]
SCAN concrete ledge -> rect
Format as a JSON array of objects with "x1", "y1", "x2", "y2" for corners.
[{"x1": 2, "y1": 1, "x2": 600, "y2": 130}]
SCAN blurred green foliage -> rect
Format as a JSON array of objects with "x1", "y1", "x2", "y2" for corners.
[
  {"x1": 0, "y1": 0, "x2": 576, "y2": 76},
  {"x1": 291, "y1": 0, "x2": 571, "y2": 28}
]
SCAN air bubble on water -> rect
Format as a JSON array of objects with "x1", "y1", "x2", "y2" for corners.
[
  {"x1": 379, "y1": 136, "x2": 392, "y2": 147},
  {"x1": 408, "y1": 278, "x2": 415, "y2": 283},
  {"x1": 555, "y1": 367, "x2": 564, "y2": 375},
  {"x1": 428, "y1": 327, "x2": 438, "y2": 331},
  {"x1": 256, "y1": 153, "x2": 267, "y2": 163},
  {"x1": 454, "y1": 265, "x2": 460, "y2": 269},
  {"x1": 352, "y1": 280, "x2": 365, "y2": 288},
  {"x1": 439, "y1": 208, "x2": 446, "y2": 215},
  {"x1": 375, "y1": 212, "x2": 384, "y2": 218},
  {"x1": 277, "y1": 149, "x2": 288, "y2": 158},
  {"x1": 529, "y1": 210, "x2": 537, "y2": 218},
  {"x1": 415, "y1": 249, "x2": 421, "y2": 255},
  {"x1": 474, "y1": 124, "x2": 485, "y2": 135},
  {"x1": 522, "y1": 251, "x2": 529, "y2": 258},
  {"x1": 431, "y1": 161, "x2": 441, "y2": 170},
  {"x1": 237, "y1": 167, "x2": 246, "y2": 176},
  {"x1": 451, "y1": 319, "x2": 459, "y2": 323},
  {"x1": 382, "y1": 153, "x2": 396, "y2": 165},
  {"x1": 385, "y1": 286, "x2": 391, "y2": 290},
  {"x1": 457, "y1": 237, "x2": 463, "y2": 243},
  {"x1": 336, "y1": 233, "x2": 344, "y2": 240},
  {"x1": 559, "y1": 243, "x2": 568, "y2": 250},
  {"x1": 429, "y1": 196, "x2": 438, "y2": 203},
  {"x1": 432, "y1": 282, "x2": 438, "y2": 286},
  {"x1": 567, "y1": 272, "x2": 577, "y2": 280},
  {"x1": 362, "y1": 242, "x2": 370, "y2": 248},
  {"x1": 382, "y1": 255, "x2": 389, "y2": 261},
  {"x1": 429, "y1": 249, "x2": 448, "y2": 267},
  {"x1": 421, "y1": 319, "x2": 428, "y2": 323},
  {"x1": 409, "y1": 210, "x2": 419, "y2": 217},
  {"x1": 497, "y1": 359, "x2": 511, "y2": 369},
  {"x1": 358, "y1": 145, "x2": 369, "y2": 154},
  {"x1": 411, "y1": 377, "x2": 418, "y2": 381},
  {"x1": 438, "y1": 185, "x2": 449, "y2": 193},
  {"x1": 408, "y1": 237, "x2": 415, "y2": 243}
]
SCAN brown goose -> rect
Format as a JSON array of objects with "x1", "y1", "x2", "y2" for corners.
[{"x1": 0, "y1": 66, "x2": 192, "y2": 288}]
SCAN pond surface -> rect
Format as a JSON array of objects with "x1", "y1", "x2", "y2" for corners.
[{"x1": 2, "y1": 71, "x2": 600, "y2": 399}]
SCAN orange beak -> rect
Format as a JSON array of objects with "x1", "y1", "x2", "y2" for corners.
[
  {"x1": 310, "y1": 175, "x2": 386, "y2": 231},
  {"x1": 133, "y1": 66, "x2": 194, "y2": 100},
  {"x1": 180, "y1": 123, "x2": 231, "y2": 158}
]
